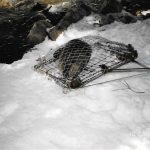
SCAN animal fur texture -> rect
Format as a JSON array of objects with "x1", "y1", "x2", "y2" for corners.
[{"x1": 53, "y1": 39, "x2": 92, "y2": 80}]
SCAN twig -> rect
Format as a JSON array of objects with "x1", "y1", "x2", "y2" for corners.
[{"x1": 112, "y1": 80, "x2": 145, "y2": 93}]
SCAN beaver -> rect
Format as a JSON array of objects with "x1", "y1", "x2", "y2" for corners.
[{"x1": 53, "y1": 39, "x2": 92, "y2": 88}]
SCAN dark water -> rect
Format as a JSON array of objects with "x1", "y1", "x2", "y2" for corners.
[
  {"x1": 0, "y1": 6, "x2": 65, "y2": 64},
  {"x1": 0, "y1": 8, "x2": 37, "y2": 64}
]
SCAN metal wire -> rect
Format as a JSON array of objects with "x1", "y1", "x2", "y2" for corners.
[{"x1": 34, "y1": 35, "x2": 138, "y2": 89}]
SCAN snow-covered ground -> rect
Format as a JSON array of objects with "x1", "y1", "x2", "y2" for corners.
[{"x1": 0, "y1": 15, "x2": 150, "y2": 150}]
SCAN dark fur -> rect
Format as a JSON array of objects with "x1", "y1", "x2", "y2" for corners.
[{"x1": 53, "y1": 39, "x2": 92, "y2": 79}]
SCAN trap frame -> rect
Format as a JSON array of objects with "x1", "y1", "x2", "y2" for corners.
[{"x1": 34, "y1": 36, "x2": 138, "y2": 89}]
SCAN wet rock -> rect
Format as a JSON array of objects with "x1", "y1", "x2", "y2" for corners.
[{"x1": 27, "y1": 19, "x2": 52, "y2": 44}]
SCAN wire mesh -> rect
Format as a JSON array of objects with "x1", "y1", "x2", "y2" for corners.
[{"x1": 34, "y1": 36, "x2": 138, "y2": 89}]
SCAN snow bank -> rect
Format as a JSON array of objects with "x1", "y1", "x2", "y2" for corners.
[{"x1": 0, "y1": 15, "x2": 150, "y2": 150}]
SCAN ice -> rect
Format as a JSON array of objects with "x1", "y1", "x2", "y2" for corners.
[{"x1": 0, "y1": 15, "x2": 150, "y2": 150}]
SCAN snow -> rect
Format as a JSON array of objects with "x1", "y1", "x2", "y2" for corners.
[
  {"x1": 142, "y1": 10, "x2": 150, "y2": 16},
  {"x1": 0, "y1": 15, "x2": 150, "y2": 150}
]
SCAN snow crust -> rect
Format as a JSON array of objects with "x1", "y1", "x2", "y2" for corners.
[
  {"x1": 142, "y1": 10, "x2": 150, "y2": 16},
  {"x1": 0, "y1": 15, "x2": 150, "y2": 150}
]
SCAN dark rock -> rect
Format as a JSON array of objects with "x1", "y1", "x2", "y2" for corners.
[
  {"x1": 107, "y1": 11, "x2": 138, "y2": 24},
  {"x1": 47, "y1": 26, "x2": 63, "y2": 41}
]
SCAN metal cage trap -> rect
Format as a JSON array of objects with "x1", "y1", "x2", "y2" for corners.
[{"x1": 34, "y1": 36, "x2": 138, "y2": 89}]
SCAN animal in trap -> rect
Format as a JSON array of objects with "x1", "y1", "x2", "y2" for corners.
[{"x1": 34, "y1": 36, "x2": 138, "y2": 89}]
